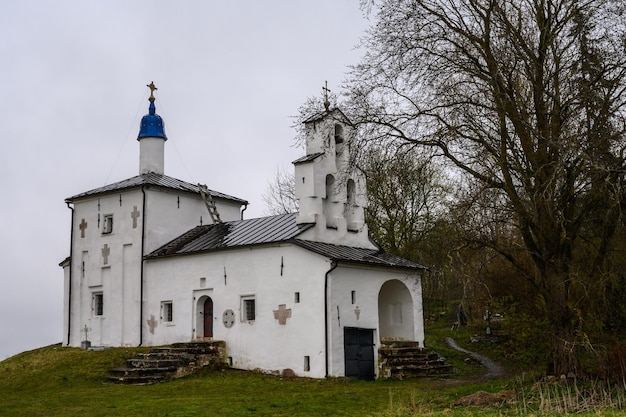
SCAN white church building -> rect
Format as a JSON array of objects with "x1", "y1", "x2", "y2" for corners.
[{"x1": 61, "y1": 84, "x2": 425, "y2": 380}]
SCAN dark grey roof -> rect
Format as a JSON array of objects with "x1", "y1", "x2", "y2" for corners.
[
  {"x1": 147, "y1": 212, "x2": 424, "y2": 271},
  {"x1": 302, "y1": 108, "x2": 352, "y2": 125},
  {"x1": 147, "y1": 213, "x2": 313, "y2": 258},
  {"x1": 292, "y1": 152, "x2": 324, "y2": 164},
  {"x1": 66, "y1": 172, "x2": 248, "y2": 204},
  {"x1": 292, "y1": 240, "x2": 425, "y2": 270}
]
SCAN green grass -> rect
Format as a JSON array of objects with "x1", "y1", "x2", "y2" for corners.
[
  {"x1": 0, "y1": 343, "x2": 499, "y2": 417},
  {"x1": 1, "y1": 334, "x2": 624, "y2": 416}
]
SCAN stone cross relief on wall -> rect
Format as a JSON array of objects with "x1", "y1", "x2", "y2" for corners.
[
  {"x1": 101, "y1": 244, "x2": 110, "y2": 265},
  {"x1": 131, "y1": 206, "x2": 140, "y2": 228},
  {"x1": 79, "y1": 218, "x2": 88, "y2": 238},
  {"x1": 273, "y1": 304, "x2": 292, "y2": 325},
  {"x1": 147, "y1": 315, "x2": 158, "y2": 334}
]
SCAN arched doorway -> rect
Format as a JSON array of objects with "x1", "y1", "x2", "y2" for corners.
[
  {"x1": 378, "y1": 280, "x2": 415, "y2": 341},
  {"x1": 203, "y1": 297, "x2": 213, "y2": 338}
]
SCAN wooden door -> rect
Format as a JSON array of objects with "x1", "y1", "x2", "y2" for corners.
[{"x1": 203, "y1": 297, "x2": 213, "y2": 338}]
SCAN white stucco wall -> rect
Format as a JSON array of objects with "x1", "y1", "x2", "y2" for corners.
[
  {"x1": 144, "y1": 187, "x2": 242, "y2": 254},
  {"x1": 327, "y1": 265, "x2": 424, "y2": 378},
  {"x1": 142, "y1": 246, "x2": 424, "y2": 379},
  {"x1": 143, "y1": 244, "x2": 332, "y2": 378},
  {"x1": 66, "y1": 190, "x2": 145, "y2": 347},
  {"x1": 64, "y1": 186, "x2": 244, "y2": 348}
]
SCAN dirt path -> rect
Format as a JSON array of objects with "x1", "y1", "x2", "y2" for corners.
[{"x1": 445, "y1": 337, "x2": 504, "y2": 378}]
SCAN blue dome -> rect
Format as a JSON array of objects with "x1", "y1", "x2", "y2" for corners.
[{"x1": 138, "y1": 101, "x2": 167, "y2": 140}]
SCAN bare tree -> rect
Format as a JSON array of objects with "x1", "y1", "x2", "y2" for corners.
[
  {"x1": 347, "y1": 0, "x2": 626, "y2": 375},
  {"x1": 262, "y1": 168, "x2": 298, "y2": 215},
  {"x1": 364, "y1": 146, "x2": 449, "y2": 259}
]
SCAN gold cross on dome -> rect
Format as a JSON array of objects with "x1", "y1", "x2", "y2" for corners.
[{"x1": 147, "y1": 81, "x2": 158, "y2": 102}]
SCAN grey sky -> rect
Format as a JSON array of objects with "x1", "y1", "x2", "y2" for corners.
[{"x1": 0, "y1": 1, "x2": 368, "y2": 360}]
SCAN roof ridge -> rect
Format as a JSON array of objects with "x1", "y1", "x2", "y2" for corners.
[
  {"x1": 66, "y1": 172, "x2": 247, "y2": 203},
  {"x1": 146, "y1": 212, "x2": 313, "y2": 259}
]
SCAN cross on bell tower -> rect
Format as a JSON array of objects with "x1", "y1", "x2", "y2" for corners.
[{"x1": 322, "y1": 81, "x2": 331, "y2": 112}]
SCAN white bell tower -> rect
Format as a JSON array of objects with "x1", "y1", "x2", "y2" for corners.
[{"x1": 293, "y1": 104, "x2": 373, "y2": 249}]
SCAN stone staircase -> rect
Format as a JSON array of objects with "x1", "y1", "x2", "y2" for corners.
[
  {"x1": 378, "y1": 340, "x2": 454, "y2": 380},
  {"x1": 108, "y1": 341, "x2": 226, "y2": 384}
]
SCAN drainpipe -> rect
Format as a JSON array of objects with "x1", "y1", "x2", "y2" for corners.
[
  {"x1": 65, "y1": 201, "x2": 74, "y2": 346},
  {"x1": 324, "y1": 260, "x2": 338, "y2": 377},
  {"x1": 240, "y1": 202, "x2": 248, "y2": 220},
  {"x1": 139, "y1": 186, "x2": 147, "y2": 346}
]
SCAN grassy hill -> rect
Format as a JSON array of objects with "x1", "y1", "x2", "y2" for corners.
[
  {"x1": 1, "y1": 325, "x2": 623, "y2": 416},
  {"x1": 0, "y1": 341, "x2": 499, "y2": 417}
]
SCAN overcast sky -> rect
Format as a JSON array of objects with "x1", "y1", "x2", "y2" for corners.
[{"x1": 0, "y1": 1, "x2": 369, "y2": 360}]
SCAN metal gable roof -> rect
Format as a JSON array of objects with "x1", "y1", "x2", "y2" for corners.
[
  {"x1": 291, "y1": 240, "x2": 425, "y2": 270},
  {"x1": 147, "y1": 213, "x2": 314, "y2": 258},
  {"x1": 66, "y1": 172, "x2": 248, "y2": 204},
  {"x1": 147, "y1": 212, "x2": 424, "y2": 271},
  {"x1": 302, "y1": 108, "x2": 352, "y2": 125},
  {"x1": 292, "y1": 152, "x2": 324, "y2": 165}
]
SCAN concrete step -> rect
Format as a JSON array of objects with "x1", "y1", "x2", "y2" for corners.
[
  {"x1": 126, "y1": 358, "x2": 185, "y2": 369},
  {"x1": 380, "y1": 340, "x2": 421, "y2": 347},
  {"x1": 386, "y1": 363, "x2": 454, "y2": 379},
  {"x1": 378, "y1": 341, "x2": 453, "y2": 380},
  {"x1": 379, "y1": 348, "x2": 434, "y2": 358},
  {"x1": 108, "y1": 341, "x2": 226, "y2": 385},
  {"x1": 107, "y1": 373, "x2": 168, "y2": 384},
  {"x1": 110, "y1": 366, "x2": 178, "y2": 376}
]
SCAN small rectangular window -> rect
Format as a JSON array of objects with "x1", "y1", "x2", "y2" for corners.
[
  {"x1": 351, "y1": 290, "x2": 356, "y2": 305},
  {"x1": 294, "y1": 292, "x2": 300, "y2": 303},
  {"x1": 241, "y1": 296, "x2": 256, "y2": 321},
  {"x1": 102, "y1": 215, "x2": 113, "y2": 234},
  {"x1": 304, "y1": 355, "x2": 310, "y2": 372},
  {"x1": 81, "y1": 251, "x2": 88, "y2": 279},
  {"x1": 93, "y1": 293, "x2": 103, "y2": 316},
  {"x1": 162, "y1": 301, "x2": 173, "y2": 322}
]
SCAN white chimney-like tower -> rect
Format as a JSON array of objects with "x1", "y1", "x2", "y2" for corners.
[{"x1": 137, "y1": 82, "x2": 167, "y2": 175}]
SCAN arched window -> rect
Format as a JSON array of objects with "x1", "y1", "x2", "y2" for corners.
[
  {"x1": 334, "y1": 124, "x2": 344, "y2": 144},
  {"x1": 334, "y1": 124, "x2": 345, "y2": 167},
  {"x1": 346, "y1": 179, "x2": 355, "y2": 206},
  {"x1": 345, "y1": 179, "x2": 356, "y2": 230},
  {"x1": 325, "y1": 174, "x2": 335, "y2": 199},
  {"x1": 324, "y1": 174, "x2": 337, "y2": 228}
]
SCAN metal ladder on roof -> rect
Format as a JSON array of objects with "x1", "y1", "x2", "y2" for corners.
[{"x1": 198, "y1": 184, "x2": 223, "y2": 224}]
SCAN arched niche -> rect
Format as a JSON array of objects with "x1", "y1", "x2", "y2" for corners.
[{"x1": 378, "y1": 280, "x2": 415, "y2": 341}]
